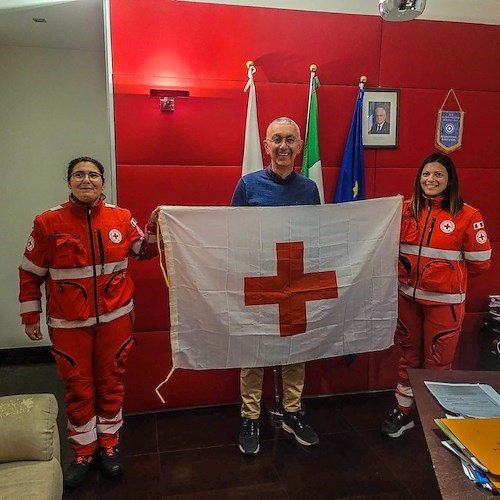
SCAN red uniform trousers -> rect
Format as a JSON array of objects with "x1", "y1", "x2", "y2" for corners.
[
  {"x1": 50, "y1": 313, "x2": 135, "y2": 456},
  {"x1": 395, "y1": 294, "x2": 464, "y2": 411}
]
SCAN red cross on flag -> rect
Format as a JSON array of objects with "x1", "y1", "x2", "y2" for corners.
[{"x1": 158, "y1": 195, "x2": 402, "y2": 369}]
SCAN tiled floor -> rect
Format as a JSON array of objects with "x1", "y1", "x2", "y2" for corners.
[{"x1": 0, "y1": 362, "x2": 441, "y2": 499}]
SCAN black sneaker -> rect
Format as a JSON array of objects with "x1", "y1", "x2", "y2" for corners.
[
  {"x1": 381, "y1": 408, "x2": 414, "y2": 438},
  {"x1": 238, "y1": 417, "x2": 260, "y2": 455},
  {"x1": 64, "y1": 454, "x2": 94, "y2": 488},
  {"x1": 99, "y1": 446, "x2": 122, "y2": 477},
  {"x1": 282, "y1": 411, "x2": 319, "y2": 446}
]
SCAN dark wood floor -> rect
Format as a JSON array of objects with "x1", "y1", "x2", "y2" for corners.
[{"x1": 0, "y1": 362, "x2": 442, "y2": 499}]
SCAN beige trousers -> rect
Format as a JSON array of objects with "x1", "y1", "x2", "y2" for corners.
[{"x1": 240, "y1": 363, "x2": 305, "y2": 418}]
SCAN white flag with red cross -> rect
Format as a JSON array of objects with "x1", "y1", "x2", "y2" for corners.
[{"x1": 158, "y1": 195, "x2": 402, "y2": 369}]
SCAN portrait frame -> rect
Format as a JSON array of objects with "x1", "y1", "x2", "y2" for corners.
[{"x1": 362, "y1": 88, "x2": 400, "y2": 148}]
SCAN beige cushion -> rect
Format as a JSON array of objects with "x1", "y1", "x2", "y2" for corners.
[
  {"x1": 0, "y1": 394, "x2": 58, "y2": 463},
  {"x1": 0, "y1": 459, "x2": 63, "y2": 500}
]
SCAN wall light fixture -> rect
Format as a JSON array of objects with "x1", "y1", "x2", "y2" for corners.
[{"x1": 149, "y1": 89, "x2": 190, "y2": 112}]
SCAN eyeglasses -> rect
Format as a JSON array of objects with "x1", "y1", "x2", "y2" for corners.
[
  {"x1": 267, "y1": 135, "x2": 299, "y2": 145},
  {"x1": 71, "y1": 171, "x2": 102, "y2": 181}
]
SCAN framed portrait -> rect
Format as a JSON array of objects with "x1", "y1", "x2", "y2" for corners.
[{"x1": 362, "y1": 88, "x2": 399, "y2": 148}]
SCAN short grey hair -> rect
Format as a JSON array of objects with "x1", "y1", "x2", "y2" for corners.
[{"x1": 267, "y1": 117, "x2": 301, "y2": 138}]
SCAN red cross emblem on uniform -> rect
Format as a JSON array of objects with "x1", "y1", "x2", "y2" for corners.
[
  {"x1": 108, "y1": 229, "x2": 123, "y2": 244},
  {"x1": 440, "y1": 220, "x2": 455, "y2": 234},
  {"x1": 244, "y1": 241, "x2": 338, "y2": 337},
  {"x1": 476, "y1": 230, "x2": 487, "y2": 244}
]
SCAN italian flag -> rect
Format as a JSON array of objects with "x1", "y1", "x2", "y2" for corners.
[{"x1": 302, "y1": 71, "x2": 325, "y2": 203}]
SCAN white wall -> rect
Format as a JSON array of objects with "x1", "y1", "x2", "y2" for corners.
[
  {"x1": 177, "y1": 0, "x2": 500, "y2": 25},
  {"x1": 0, "y1": 45, "x2": 111, "y2": 349}
]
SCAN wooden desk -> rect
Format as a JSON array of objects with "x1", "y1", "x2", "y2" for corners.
[{"x1": 409, "y1": 369, "x2": 499, "y2": 499}]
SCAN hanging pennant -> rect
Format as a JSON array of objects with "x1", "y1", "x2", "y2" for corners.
[{"x1": 435, "y1": 89, "x2": 464, "y2": 153}]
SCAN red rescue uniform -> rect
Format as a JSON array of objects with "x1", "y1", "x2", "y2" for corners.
[
  {"x1": 19, "y1": 197, "x2": 158, "y2": 454},
  {"x1": 395, "y1": 198, "x2": 491, "y2": 410}
]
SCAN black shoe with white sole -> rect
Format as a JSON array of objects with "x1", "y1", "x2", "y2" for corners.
[
  {"x1": 238, "y1": 417, "x2": 260, "y2": 455},
  {"x1": 381, "y1": 408, "x2": 414, "y2": 438},
  {"x1": 282, "y1": 411, "x2": 319, "y2": 446}
]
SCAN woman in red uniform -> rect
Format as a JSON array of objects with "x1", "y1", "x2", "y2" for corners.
[
  {"x1": 381, "y1": 153, "x2": 491, "y2": 438},
  {"x1": 19, "y1": 157, "x2": 159, "y2": 487}
]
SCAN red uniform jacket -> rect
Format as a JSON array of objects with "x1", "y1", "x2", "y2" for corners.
[
  {"x1": 398, "y1": 198, "x2": 491, "y2": 305},
  {"x1": 19, "y1": 197, "x2": 158, "y2": 328}
]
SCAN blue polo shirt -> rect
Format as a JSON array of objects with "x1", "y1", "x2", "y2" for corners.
[{"x1": 231, "y1": 166, "x2": 320, "y2": 207}]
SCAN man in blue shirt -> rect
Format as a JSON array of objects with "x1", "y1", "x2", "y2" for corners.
[{"x1": 231, "y1": 117, "x2": 320, "y2": 455}]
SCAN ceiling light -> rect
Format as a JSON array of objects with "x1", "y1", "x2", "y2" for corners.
[{"x1": 379, "y1": 0, "x2": 426, "y2": 22}]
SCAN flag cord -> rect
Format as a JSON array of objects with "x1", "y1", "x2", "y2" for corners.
[
  {"x1": 439, "y1": 89, "x2": 463, "y2": 112},
  {"x1": 244, "y1": 62, "x2": 256, "y2": 92},
  {"x1": 154, "y1": 218, "x2": 174, "y2": 404},
  {"x1": 155, "y1": 367, "x2": 175, "y2": 404},
  {"x1": 156, "y1": 222, "x2": 170, "y2": 288}
]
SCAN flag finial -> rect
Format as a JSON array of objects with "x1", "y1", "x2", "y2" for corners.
[
  {"x1": 359, "y1": 75, "x2": 367, "y2": 89},
  {"x1": 309, "y1": 64, "x2": 317, "y2": 72},
  {"x1": 246, "y1": 60, "x2": 255, "y2": 69}
]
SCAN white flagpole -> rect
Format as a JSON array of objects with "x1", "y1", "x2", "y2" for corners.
[
  {"x1": 304, "y1": 69, "x2": 314, "y2": 143},
  {"x1": 242, "y1": 61, "x2": 263, "y2": 176}
]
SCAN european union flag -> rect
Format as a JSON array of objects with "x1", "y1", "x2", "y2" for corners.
[
  {"x1": 334, "y1": 87, "x2": 365, "y2": 202},
  {"x1": 334, "y1": 85, "x2": 366, "y2": 368}
]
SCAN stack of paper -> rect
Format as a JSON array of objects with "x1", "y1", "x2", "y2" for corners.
[
  {"x1": 426, "y1": 381, "x2": 500, "y2": 493},
  {"x1": 489, "y1": 294, "x2": 500, "y2": 309},
  {"x1": 424, "y1": 381, "x2": 500, "y2": 418},
  {"x1": 488, "y1": 295, "x2": 500, "y2": 326},
  {"x1": 436, "y1": 418, "x2": 500, "y2": 493}
]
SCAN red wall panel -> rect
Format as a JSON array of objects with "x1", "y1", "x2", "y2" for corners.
[
  {"x1": 111, "y1": 0, "x2": 381, "y2": 90},
  {"x1": 115, "y1": 85, "x2": 378, "y2": 168},
  {"x1": 380, "y1": 20, "x2": 500, "y2": 92},
  {"x1": 111, "y1": 0, "x2": 500, "y2": 412}
]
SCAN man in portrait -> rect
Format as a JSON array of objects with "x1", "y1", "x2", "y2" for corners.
[{"x1": 369, "y1": 106, "x2": 390, "y2": 134}]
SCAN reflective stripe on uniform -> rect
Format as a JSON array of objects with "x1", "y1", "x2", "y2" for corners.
[
  {"x1": 399, "y1": 244, "x2": 463, "y2": 261},
  {"x1": 68, "y1": 416, "x2": 97, "y2": 433},
  {"x1": 20, "y1": 300, "x2": 41, "y2": 314},
  {"x1": 396, "y1": 383, "x2": 414, "y2": 408},
  {"x1": 398, "y1": 284, "x2": 464, "y2": 304},
  {"x1": 396, "y1": 383, "x2": 413, "y2": 397},
  {"x1": 68, "y1": 416, "x2": 97, "y2": 445},
  {"x1": 21, "y1": 257, "x2": 48, "y2": 277},
  {"x1": 464, "y1": 249, "x2": 492, "y2": 261},
  {"x1": 396, "y1": 393, "x2": 413, "y2": 408},
  {"x1": 97, "y1": 409, "x2": 123, "y2": 435},
  {"x1": 48, "y1": 300, "x2": 134, "y2": 328},
  {"x1": 130, "y1": 238, "x2": 143, "y2": 256},
  {"x1": 49, "y1": 258, "x2": 128, "y2": 281},
  {"x1": 68, "y1": 429, "x2": 98, "y2": 445}
]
